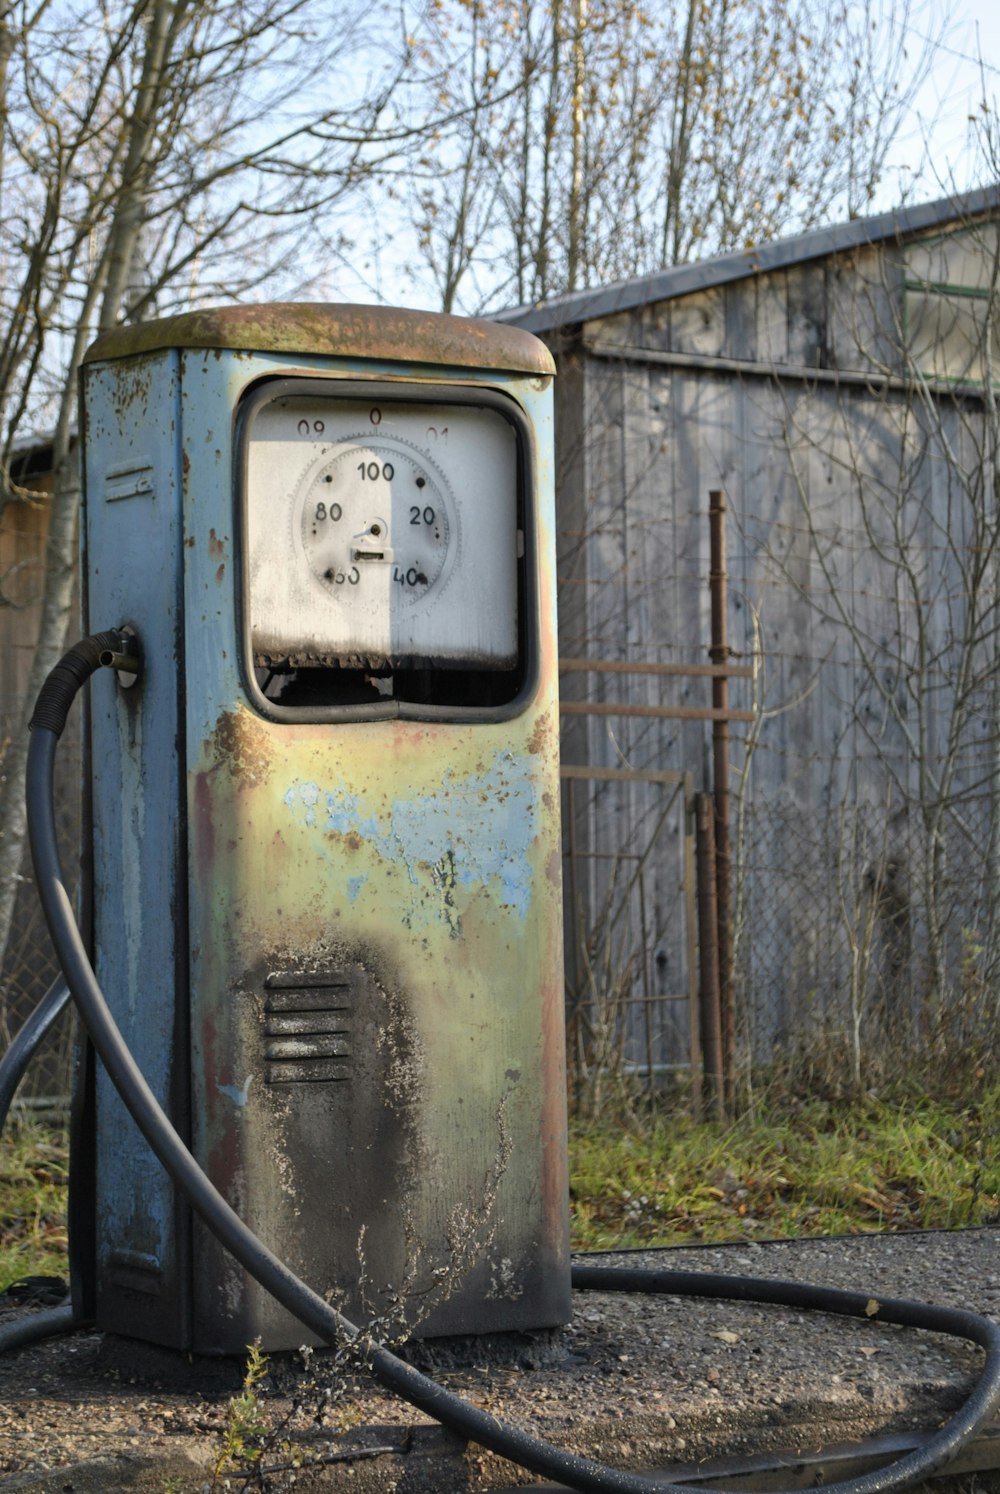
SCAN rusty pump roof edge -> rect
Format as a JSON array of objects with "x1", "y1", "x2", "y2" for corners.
[{"x1": 82, "y1": 302, "x2": 556, "y2": 377}]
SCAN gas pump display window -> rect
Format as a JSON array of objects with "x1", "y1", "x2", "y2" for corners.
[{"x1": 239, "y1": 381, "x2": 531, "y2": 719}]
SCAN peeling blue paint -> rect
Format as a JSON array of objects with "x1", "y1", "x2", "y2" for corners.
[
  {"x1": 323, "y1": 788, "x2": 381, "y2": 841},
  {"x1": 217, "y1": 1075, "x2": 253, "y2": 1107},
  {"x1": 347, "y1": 874, "x2": 368, "y2": 902},
  {"x1": 282, "y1": 750, "x2": 537, "y2": 921}
]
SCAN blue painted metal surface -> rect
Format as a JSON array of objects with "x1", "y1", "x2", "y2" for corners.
[
  {"x1": 82, "y1": 309, "x2": 568, "y2": 1353},
  {"x1": 84, "y1": 353, "x2": 190, "y2": 1340}
]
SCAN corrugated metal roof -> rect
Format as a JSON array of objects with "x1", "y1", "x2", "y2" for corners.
[{"x1": 498, "y1": 183, "x2": 1000, "y2": 333}]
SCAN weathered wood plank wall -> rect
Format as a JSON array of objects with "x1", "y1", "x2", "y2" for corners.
[
  {"x1": 0, "y1": 479, "x2": 81, "y2": 1090},
  {"x1": 0, "y1": 494, "x2": 50, "y2": 736},
  {"x1": 550, "y1": 216, "x2": 1000, "y2": 1060}
]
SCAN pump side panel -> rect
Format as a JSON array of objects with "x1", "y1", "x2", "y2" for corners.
[
  {"x1": 83, "y1": 353, "x2": 190, "y2": 1347},
  {"x1": 179, "y1": 349, "x2": 569, "y2": 1352}
]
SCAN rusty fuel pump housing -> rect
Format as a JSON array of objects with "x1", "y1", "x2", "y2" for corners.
[{"x1": 80, "y1": 304, "x2": 569, "y2": 1353}]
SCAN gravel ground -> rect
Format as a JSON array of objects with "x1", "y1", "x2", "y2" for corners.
[{"x1": 2, "y1": 1228, "x2": 1000, "y2": 1491}]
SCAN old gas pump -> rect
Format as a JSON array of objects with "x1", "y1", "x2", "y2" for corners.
[{"x1": 79, "y1": 305, "x2": 569, "y2": 1354}]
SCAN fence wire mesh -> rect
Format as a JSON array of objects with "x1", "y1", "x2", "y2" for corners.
[
  {"x1": 6, "y1": 725, "x2": 999, "y2": 1108},
  {"x1": 0, "y1": 731, "x2": 81, "y2": 1105},
  {"x1": 734, "y1": 791, "x2": 1000, "y2": 1086},
  {"x1": 561, "y1": 767, "x2": 698, "y2": 1115}
]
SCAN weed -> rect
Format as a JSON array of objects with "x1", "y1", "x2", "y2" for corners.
[
  {"x1": 206, "y1": 1339, "x2": 364, "y2": 1491},
  {"x1": 211, "y1": 1341, "x2": 281, "y2": 1489}
]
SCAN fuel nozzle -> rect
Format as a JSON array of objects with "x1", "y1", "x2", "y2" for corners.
[{"x1": 30, "y1": 626, "x2": 144, "y2": 738}]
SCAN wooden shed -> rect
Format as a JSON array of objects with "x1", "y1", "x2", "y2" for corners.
[
  {"x1": 502, "y1": 184, "x2": 1000, "y2": 1082},
  {"x1": 0, "y1": 437, "x2": 82, "y2": 1093}
]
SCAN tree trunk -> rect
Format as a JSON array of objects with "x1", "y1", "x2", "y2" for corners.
[
  {"x1": 0, "y1": 6, "x2": 175, "y2": 983},
  {"x1": 566, "y1": 0, "x2": 585, "y2": 292},
  {"x1": 662, "y1": 0, "x2": 698, "y2": 266}
]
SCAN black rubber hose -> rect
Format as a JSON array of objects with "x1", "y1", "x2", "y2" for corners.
[
  {"x1": 0, "y1": 1304, "x2": 77, "y2": 1352},
  {"x1": 0, "y1": 631, "x2": 134, "y2": 1352},
  {"x1": 28, "y1": 630, "x2": 133, "y2": 737},
  {"x1": 0, "y1": 977, "x2": 71, "y2": 1133},
  {"x1": 21, "y1": 635, "x2": 1000, "y2": 1494}
]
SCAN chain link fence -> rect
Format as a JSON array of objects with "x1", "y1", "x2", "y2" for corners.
[
  {"x1": 734, "y1": 791, "x2": 1000, "y2": 1089},
  {"x1": 558, "y1": 748, "x2": 1000, "y2": 1109},
  {"x1": 0, "y1": 730, "x2": 81, "y2": 1105},
  {"x1": 6, "y1": 724, "x2": 998, "y2": 1108},
  {"x1": 561, "y1": 766, "x2": 699, "y2": 1116}
]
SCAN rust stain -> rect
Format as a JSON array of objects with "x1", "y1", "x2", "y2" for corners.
[
  {"x1": 200, "y1": 1010, "x2": 220, "y2": 1127},
  {"x1": 211, "y1": 709, "x2": 273, "y2": 788},
  {"x1": 527, "y1": 711, "x2": 550, "y2": 755},
  {"x1": 208, "y1": 529, "x2": 225, "y2": 558},
  {"x1": 108, "y1": 358, "x2": 154, "y2": 421},
  {"x1": 215, "y1": 563, "x2": 225, "y2": 585},
  {"x1": 540, "y1": 952, "x2": 570, "y2": 1269},
  {"x1": 182, "y1": 449, "x2": 190, "y2": 479}
]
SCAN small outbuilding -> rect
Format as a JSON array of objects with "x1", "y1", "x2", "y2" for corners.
[{"x1": 502, "y1": 184, "x2": 1000, "y2": 1084}]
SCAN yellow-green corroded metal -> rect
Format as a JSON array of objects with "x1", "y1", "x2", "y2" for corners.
[
  {"x1": 189, "y1": 709, "x2": 566, "y2": 1345},
  {"x1": 82, "y1": 308, "x2": 568, "y2": 1353}
]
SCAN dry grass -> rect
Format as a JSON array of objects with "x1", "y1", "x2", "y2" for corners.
[
  {"x1": 569, "y1": 1082, "x2": 1000, "y2": 1250},
  {"x1": 0, "y1": 1114, "x2": 69, "y2": 1293},
  {"x1": 3, "y1": 1089, "x2": 997, "y2": 1290}
]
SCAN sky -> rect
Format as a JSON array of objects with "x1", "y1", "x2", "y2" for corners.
[
  {"x1": 892, "y1": 0, "x2": 1000, "y2": 201},
  {"x1": 342, "y1": 1, "x2": 1000, "y2": 311}
]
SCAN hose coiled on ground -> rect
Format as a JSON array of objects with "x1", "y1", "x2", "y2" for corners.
[{"x1": 8, "y1": 628, "x2": 1000, "y2": 1493}]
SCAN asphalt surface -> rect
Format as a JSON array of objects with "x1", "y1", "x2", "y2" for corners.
[{"x1": 3, "y1": 1229, "x2": 1000, "y2": 1491}]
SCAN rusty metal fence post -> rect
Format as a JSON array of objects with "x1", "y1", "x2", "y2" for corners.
[
  {"x1": 695, "y1": 792, "x2": 725, "y2": 1122},
  {"x1": 709, "y1": 489, "x2": 734, "y2": 1108},
  {"x1": 558, "y1": 645, "x2": 751, "y2": 1117}
]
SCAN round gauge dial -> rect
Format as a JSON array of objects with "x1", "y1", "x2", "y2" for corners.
[
  {"x1": 297, "y1": 439, "x2": 454, "y2": 612},
  {"x1": 245, "y1": 387, "x2": 519, "y2": 675}
]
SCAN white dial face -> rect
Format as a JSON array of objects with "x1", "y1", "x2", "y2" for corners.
[
  {"x1": 296, "y1": 438, "x2": 453, "y2": 612},
  {"x1": 245, "y1": 390, "x2": 519, "y2": 669}
]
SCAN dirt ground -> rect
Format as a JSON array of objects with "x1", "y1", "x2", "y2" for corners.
[{"x1": 3, "y1": 1230, "x2": 1000, "y2": 1491}]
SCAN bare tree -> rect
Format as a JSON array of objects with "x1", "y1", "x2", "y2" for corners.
[
  {"x1": 757, "y1": 204, "x2": 1000, "y2": 1056},
  {"x1": 0, "y1": 0, "x2": 416, "y2": 995},
  {"x1": 403, "y1": 0, "x2": 669, "y2": 310},
  {"x1": 396, "y1": 0, "x2": 935, "y2": 315},
  {"x1": 404, "y1": 0, "x2": 521, "y2": 312}
]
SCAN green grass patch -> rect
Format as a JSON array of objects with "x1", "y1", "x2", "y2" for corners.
[
  {"x1": 2, "y1": 1093, "x2": 998, "y2": 1288},
  {"x1": 0, "y1": 1117, "x2": 69, "y2": 1293},
  {"x1": 569, "y1": 1087, "x2": 1000, "y2": 1250}
]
